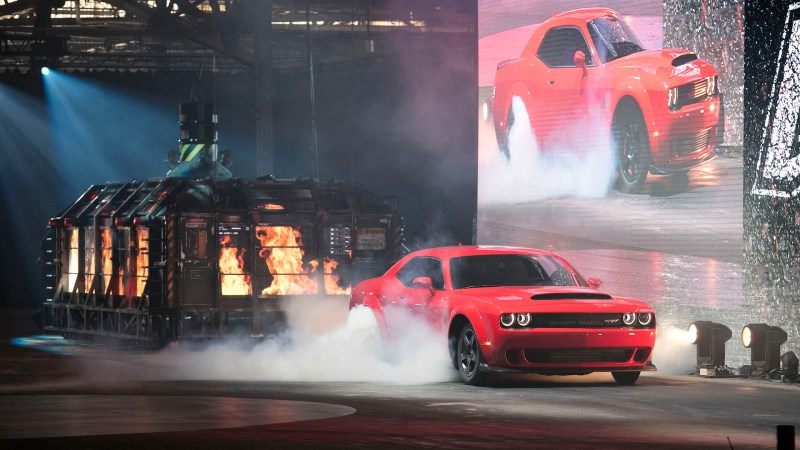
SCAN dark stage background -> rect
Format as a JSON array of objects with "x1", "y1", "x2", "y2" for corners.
[{"x1": 0, "y1": 23, "x2": 478, "y2": 308}]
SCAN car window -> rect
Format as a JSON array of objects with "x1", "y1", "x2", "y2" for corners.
[
  {"x1": 396, "y1": 257, "x2": 445, "y2": 290},
  {"x1": 536, "y1": 26, "x2": 593, "y2": 67},
  {"x1": 450, "y1": 254, "x2": 580, "y2": 289},
  {"x1": 587, "y1": 16, "x2": 644, "y2": 63}
]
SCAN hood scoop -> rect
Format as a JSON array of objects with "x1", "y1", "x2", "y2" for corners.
[
  {"x1": 671, "y1": 53, "x2": 698, "y2": 67},
  {"x1": 531, "y1": 293, "x2": 613, "y2": 301}
]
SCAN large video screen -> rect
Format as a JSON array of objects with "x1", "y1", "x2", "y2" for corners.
[{"x1": 477, "y1": 0, "x2": 755, "y2": 366}]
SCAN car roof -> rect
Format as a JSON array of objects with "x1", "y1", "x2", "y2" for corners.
[
  {"x1": 408, "y1": 245, "x2": 558, "y2": 259},
  {"x1": 547, "y1": 7, "x2": 618, "y2": 25}
]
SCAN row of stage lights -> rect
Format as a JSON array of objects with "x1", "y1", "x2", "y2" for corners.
[{"x1": 688, "y1": 321, "x2": 798, "y2": 380}]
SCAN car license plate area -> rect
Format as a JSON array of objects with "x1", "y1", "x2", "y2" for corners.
[{"x1": 524, "y1": 348, "x2": 634, "y2": 364}]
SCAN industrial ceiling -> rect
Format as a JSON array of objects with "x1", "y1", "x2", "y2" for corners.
[{"x1": 0, "y1": 0, "x2": 475, "y2": 72}]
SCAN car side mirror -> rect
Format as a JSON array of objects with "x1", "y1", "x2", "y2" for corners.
[
  {"x1": 573, "y1": 50, "x2": 587, "y2": 76},
  {"x1": 587, "y1": 277, "x2": 603, "y2": 289},
  {"x1": 412, "y1": 276, "x2": 433, "y2": 289}
]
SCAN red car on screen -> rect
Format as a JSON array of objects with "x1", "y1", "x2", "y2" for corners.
[
  {"x1": 492, "y1": 8, "x2": 722, "y2": 193},
  {"x1": 349, "y1": 246, "x2": 656, "y2": 385}
]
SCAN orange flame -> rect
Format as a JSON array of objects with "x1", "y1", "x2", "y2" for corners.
[
  {"x1": 219, "y1": 235, "x2": 252, "y2": 295},
  {"x1": 257, "y1": 203, "x2": 285, "y2": 211},
  {"x1": 323, "y1": 258, "x2": 351, "y2": 295},
  {"x1": 256, "y1": 226, "x2": 350, "y2": 296}
]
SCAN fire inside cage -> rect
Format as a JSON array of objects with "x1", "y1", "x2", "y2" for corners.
[{"x1": 41, "y1": 178, "x2": 403, "y2": 346}]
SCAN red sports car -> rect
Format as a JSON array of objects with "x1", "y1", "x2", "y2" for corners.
[
  {"x1": 349, "y1": 246, "x2": 656, "y2": 385},
  {"x1": 492, "y1": 8, "x2": 722, "y2": 193}
]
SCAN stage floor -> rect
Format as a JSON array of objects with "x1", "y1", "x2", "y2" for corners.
[{"x1": 0, "y1": 325, "x2": 797, "y2": 449}]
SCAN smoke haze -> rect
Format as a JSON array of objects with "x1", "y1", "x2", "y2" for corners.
[
  {"x1": 651, "y1": 323, "x2": 696, "y2": 375},
  {"x1": 162, "y1": 303, "x2": 457, "y2": 384},
  {"x1": 479, "y1": 96, "x2": 616, "y2": 204}
]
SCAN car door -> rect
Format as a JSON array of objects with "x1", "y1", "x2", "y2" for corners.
[
  {"x1": 381, "y1": 256, "x2": 446, "y2": 332},
  {"x1": 531, "y1": 26, "x2": 595, "y2": 147}
]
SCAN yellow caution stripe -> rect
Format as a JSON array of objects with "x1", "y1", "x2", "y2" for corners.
[{"x1": 180, "y1": 144, "x2": 205, "y2": 161}]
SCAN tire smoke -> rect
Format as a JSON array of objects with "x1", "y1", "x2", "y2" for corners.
[
  {"x1": 163, "y1": 301, "x2": 458, "y2": 384},
  {"x1": 478, "y1": 96, "x2": 616, "y2": 204}
]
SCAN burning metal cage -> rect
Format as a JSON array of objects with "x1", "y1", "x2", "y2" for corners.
[{"x1": 41, "y1": 177, "x2": 403, "y2": 346}]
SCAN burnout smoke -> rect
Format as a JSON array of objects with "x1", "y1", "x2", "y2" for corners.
[
  {"x1": 163, "y1": 300, "x2": 457, "y2": 384},
  {"x1": 651, "y1": 323, "x2": 696, "y2": 375},
  {"x1": 479, "y1": 96, "x2": 616, "y2": 204}
]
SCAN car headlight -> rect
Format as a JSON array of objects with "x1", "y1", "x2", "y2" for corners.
[
  {"x1": 667, "y1": 87, "x2": 678, "y2": 109},
  {"x1": 637, "y1": 313, "x2": 653, "y2": 326},
  {"x1": 516, "y1": 313, "x2": 532, "y2": 327},
  {"x1": 500, "y1": 313, "x2": 515, "y2": 328},
  {"x1": 622, "y1": 313, "x2": 637, "y2": 326}
]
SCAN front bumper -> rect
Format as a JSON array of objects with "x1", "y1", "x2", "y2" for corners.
[
  {"x1": 480, "y1": 360, "x2": 657, "y2": 374},
  {"x1": 646, "y1": 95, "x2": 722, "y2": 173},
  {"x1": 481, "y1": 327, "x2": 656, "y2": 373}
]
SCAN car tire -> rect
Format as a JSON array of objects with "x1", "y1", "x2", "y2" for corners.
[
  {"x1": 613, "y1": 105, "x2": 651, "y2": 194},
  {"x1": 612, "y1": 371, "x2": 641, "y2": 385},
  {"x1": 457, "y1": 322, "x2": 490, "y2": 386}
]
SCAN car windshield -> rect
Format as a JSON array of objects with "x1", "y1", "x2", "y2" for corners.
[
  {"x1": 587, "y1": 16, "x2": 644, "y2": 63},
  {"x1": 449, "y1": 254, "x2": 584, "y2": 289}
]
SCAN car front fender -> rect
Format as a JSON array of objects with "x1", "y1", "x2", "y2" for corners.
[{"x1": 449, "y1": 303, "x2": 502, "y2": 366}]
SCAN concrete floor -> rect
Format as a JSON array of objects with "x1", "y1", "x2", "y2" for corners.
[{"x1": 0, "y1": 329, "x2": 797, "y2": 449}]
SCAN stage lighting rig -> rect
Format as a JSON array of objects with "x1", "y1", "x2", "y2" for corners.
[
  {"x1": 741, "y1": 324, "x2": 788, "y2": 375},
  {"x1": 780, "y1": 351, "x2": 799, "y2": 382},
  {"x1": 688, "y1": 321, "x2": 732, "y2": 376}
]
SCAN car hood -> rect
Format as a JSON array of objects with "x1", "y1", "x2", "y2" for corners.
[
  {"x1": 452, "y1": 286, "x2": 652, "y2": 311},
  {"x1": 610, "y1": 49, "x2": 717, "y2": 82}
]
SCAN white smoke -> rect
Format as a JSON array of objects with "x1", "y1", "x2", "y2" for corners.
[
  {"x1": 651, "y1": 323, "x2": 697, "y2": 375},
  {"x1": 478, "y1": 96, "x2": 616, "y2": 204},
  {"x1": 163, "y1": 302, "x2": 458, "y2": 384}
]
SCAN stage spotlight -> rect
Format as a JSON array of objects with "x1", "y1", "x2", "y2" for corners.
[
  {"x1": 741, "y1": 324, "x2": 788, "y2": 374},
  {"x1": 41, "y1": 67, "x2": 50, "y2": 76},
  {"x1": 688, "y1": 321, "x2": 732, "y2": 374},
  {"x1": 780, "y1": 351, "x2": 799, "y2": 381}
]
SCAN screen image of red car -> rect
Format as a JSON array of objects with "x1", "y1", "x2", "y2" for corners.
[
  {"x1": 492, "y1": 8, "x2": 723, "y2": 193},
  {"x1": 349, "y1": 246, "x2": 656, "y2": 386}
]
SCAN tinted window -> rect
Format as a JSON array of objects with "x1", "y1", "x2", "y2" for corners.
[
  {"x1": 537, "y1": 27, "x2": 593, "y2": 67},
  {"x1": 587, "y1": 16, "x2": 644, "y2": 63},
  {"x1": 450, "y1": 254, "x2": 581, "y2": 289},
  {"x1": 396, "y1": 257, "x2": 445, "y2": 290}
]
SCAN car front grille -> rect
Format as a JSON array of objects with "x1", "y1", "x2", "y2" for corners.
[
  {"x1": 671, "y1": 127, "x2": 712, "y2": 156},
  {"x1": 524, "y1": 348, "x2": 634, "y2": 364},
  {"x1": 530, "y1": 313, "x2": 641, "y2": 328}
]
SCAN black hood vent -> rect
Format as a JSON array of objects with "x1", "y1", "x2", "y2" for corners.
[
  {"x1": 531, "y1": 293, "x2": 613, "y2": 301},
  {"x1": 671, "y1": 53, "x2": 698, "y2": 67}
]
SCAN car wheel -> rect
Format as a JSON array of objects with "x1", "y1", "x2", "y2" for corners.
[
  {"x1": 457, "y1": 322, "x2": 490, "y2": 386},
  {"x1": 613, "y1": 105, "x2": 650, "y2": 194},
  {"x1": 612, "y1": 371, "x2": 641, "y2": 385}
]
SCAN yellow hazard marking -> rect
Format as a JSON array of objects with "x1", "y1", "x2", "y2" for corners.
[{"x1": 185, "y1": 144, "x2": 205, "y2": 161}]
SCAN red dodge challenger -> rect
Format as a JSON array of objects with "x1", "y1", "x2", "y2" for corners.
[
  {"x1": 492, "y1": 8, "x2": 722, "y2": 193},
  {"x1": 349, "y1": 246, "x2": 656, "y2": 385}
]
